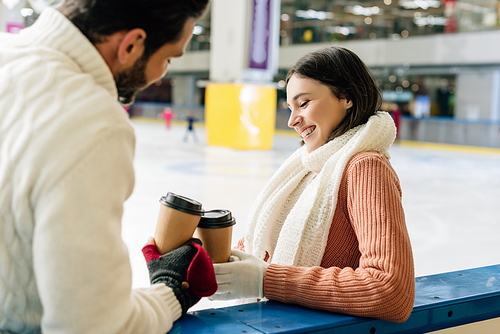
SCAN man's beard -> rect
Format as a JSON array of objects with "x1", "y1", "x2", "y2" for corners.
[{"x1": 115, "y1": 54, "x2": 149, "y2": 105}]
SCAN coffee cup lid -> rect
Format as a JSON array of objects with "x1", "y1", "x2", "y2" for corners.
[
  {"x1": 159, "y1": 192, "x2": 204, "y2": 216},
  {"x1": 198, "y1": 209, "x2": 236, "y2": 229}
]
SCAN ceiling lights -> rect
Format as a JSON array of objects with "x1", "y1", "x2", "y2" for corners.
[
  {"x1": 345, "y1": 5, "x2": 383, "y2": 16},
  {"x1": 295, "y1": 9, "x2": 334, "y2": 20},
  {"x1": 2, "y1": 0, "x2": 21, "y2": 10},
  {"x1": 399, "y1": 0, "x2": 441, "y2": 10}
]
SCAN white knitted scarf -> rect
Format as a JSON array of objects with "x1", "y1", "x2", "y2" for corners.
[{"x1": 244, "y1": 111, "x2": 396, "y2": 267}]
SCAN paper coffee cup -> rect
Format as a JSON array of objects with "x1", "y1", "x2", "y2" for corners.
[
  {"x1": 194, "y1": 209, "x2": 236, "y2": 263},
  {"x1": 154, "y1": 192, "x2": 204, "y2": 255}
]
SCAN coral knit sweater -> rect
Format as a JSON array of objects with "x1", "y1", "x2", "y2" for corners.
[{"x1": 237, "y1": 152, "x2": 415, "y2": 323}]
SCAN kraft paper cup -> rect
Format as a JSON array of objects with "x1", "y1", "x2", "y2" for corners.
[
  {"x1": 154, "y1": 192, "x2": 204, "y2": 255},
  {"x1": 194, "y1": 209, "x2": 236, "y2": 263}
]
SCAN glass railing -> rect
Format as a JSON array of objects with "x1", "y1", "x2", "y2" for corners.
[{"x1": 187, "y1": 0, "x2": 500, "y2": 51}]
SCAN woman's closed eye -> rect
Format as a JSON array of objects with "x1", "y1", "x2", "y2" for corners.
[{"x1": 300, "y1": 100, "x2": 310, "y2": 108}]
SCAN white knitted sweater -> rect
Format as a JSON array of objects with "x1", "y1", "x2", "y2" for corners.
[{"x1": 0, "y1": 8, "x2": 181, "y2": 334}]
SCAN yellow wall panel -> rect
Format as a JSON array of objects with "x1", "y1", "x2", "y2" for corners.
[{"x1": 205, "y1": 83, "x2": 277, "y2": 150}]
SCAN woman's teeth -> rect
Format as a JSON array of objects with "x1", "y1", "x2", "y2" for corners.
[{"x1": 301, "y1": 127, "x2": 314, "y2": 138}]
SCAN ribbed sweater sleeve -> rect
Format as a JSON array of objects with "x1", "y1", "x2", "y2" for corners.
[{"x1": 263, "y1": 153, "x2": 415, "y2": 322}]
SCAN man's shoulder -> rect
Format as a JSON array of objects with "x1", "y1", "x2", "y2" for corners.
[
  {"x1": 0, "y1": 31, "x2": 15, "y2": 45},
  {"x1": 1, "y1": 42, "x2": 121, "y2": 125}
]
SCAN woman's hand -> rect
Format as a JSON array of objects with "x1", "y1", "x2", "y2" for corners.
[{"x1": 210, "y1": 249, "x2": 268, "y2": 300}]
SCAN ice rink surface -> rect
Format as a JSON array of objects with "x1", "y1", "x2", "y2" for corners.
[{"x1": 122, "y1": 118, "x2": 500, "y2": 311}]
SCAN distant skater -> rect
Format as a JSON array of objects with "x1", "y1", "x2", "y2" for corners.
[
  {"x1": 184, "y1": 113, "x2": 198, "y2": 142},
  {"x1": 390, "y1": 103, "x2": 402, "y2": 142},
  {"x1": 159, "y1": 107, "x2": 175, "y2": 130}
]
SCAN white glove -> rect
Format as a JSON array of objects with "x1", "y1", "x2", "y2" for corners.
[{"x1": 209, "y1": 249, "x2": 268, "y2": 300}]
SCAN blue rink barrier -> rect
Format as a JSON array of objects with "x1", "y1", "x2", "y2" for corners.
[{"x1": 171, "y1": 264, "x2": 500, "y2": 333}]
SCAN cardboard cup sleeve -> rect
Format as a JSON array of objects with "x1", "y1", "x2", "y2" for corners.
[{"x1": 154, "y1": 193, "x2": 204, "y2": 255}]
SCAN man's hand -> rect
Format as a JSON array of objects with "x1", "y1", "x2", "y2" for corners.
[{"x1": 142, "y1": 238, "x2": 217, "y2": 314}]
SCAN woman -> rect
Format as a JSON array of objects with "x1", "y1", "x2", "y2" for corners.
[{"x1": 211, "y1": 47, "x2": 415, "y2": 323}]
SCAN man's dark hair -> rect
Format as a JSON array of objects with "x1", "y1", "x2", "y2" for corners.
[
  {"x1": 58, "y1": 0, "x2": 209, "y2": 59},
  {"x1": 286, "y1": 46, "x2": 381, "y2": 143}
]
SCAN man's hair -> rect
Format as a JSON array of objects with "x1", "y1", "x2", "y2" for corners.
[
  {"x1": 59, "y1": 0, "x2": 209, "y2": 59},
  {"x1": 286, "y1": 47, "x2": 381, "y2": 143}
]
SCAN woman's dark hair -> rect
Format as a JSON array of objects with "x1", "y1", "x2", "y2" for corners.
[
  {"x1": 286, "y1": 46, "x2": 381, "y2": 143},
  {"x1": 58, "y1": 0, "x2": 209, "y2": 59}
]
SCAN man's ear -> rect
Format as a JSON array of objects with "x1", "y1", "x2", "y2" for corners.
[{"x1": 116, "y1": 28, "x2": 147, "y2": 66}]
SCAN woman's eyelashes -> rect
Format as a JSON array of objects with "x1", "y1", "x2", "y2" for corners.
[{"x1": 300, "y1": 100, "x2": 310, "y2": 108}]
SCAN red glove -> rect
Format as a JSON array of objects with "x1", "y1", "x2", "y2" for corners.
[{"x1": 142, "y1": 238, "x2": 217, "y2": 314}]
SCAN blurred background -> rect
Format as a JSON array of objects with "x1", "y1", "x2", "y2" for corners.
[{"x1": 2, "y1": 0, "x2": 500, "y2": 147}]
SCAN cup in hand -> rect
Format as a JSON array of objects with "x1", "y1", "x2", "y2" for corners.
[
  {"x1": 154, "y1": 192, "x2": 204, "y2": 255},
  {"x1": 194, "y1": 209, "x2": 236, "y2": 263}
]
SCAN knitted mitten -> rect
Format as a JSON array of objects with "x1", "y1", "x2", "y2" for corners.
[{"x1": 142, "y1": 238, "x2": 217, "y2": 315}]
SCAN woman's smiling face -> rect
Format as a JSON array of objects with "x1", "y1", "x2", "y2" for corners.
[{"x1": 287, "y1": 74, "x2": 352, "y2": 153}]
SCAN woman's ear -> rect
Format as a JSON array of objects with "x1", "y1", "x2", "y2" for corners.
[
  {"x1": 116, "y1": 28, "x2": 147, "y2": 66},
  {"x1": 345, "y1": 99, "x2": 353, "y2": 110}
]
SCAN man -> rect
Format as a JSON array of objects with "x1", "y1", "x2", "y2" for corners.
[{"x1": 0, "y1": 1, "x2": 215, "y2": 333}]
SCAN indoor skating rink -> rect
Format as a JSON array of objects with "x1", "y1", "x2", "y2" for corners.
[{"x1": 122, "y1": 117, "x2": 500, "y2": 311}]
